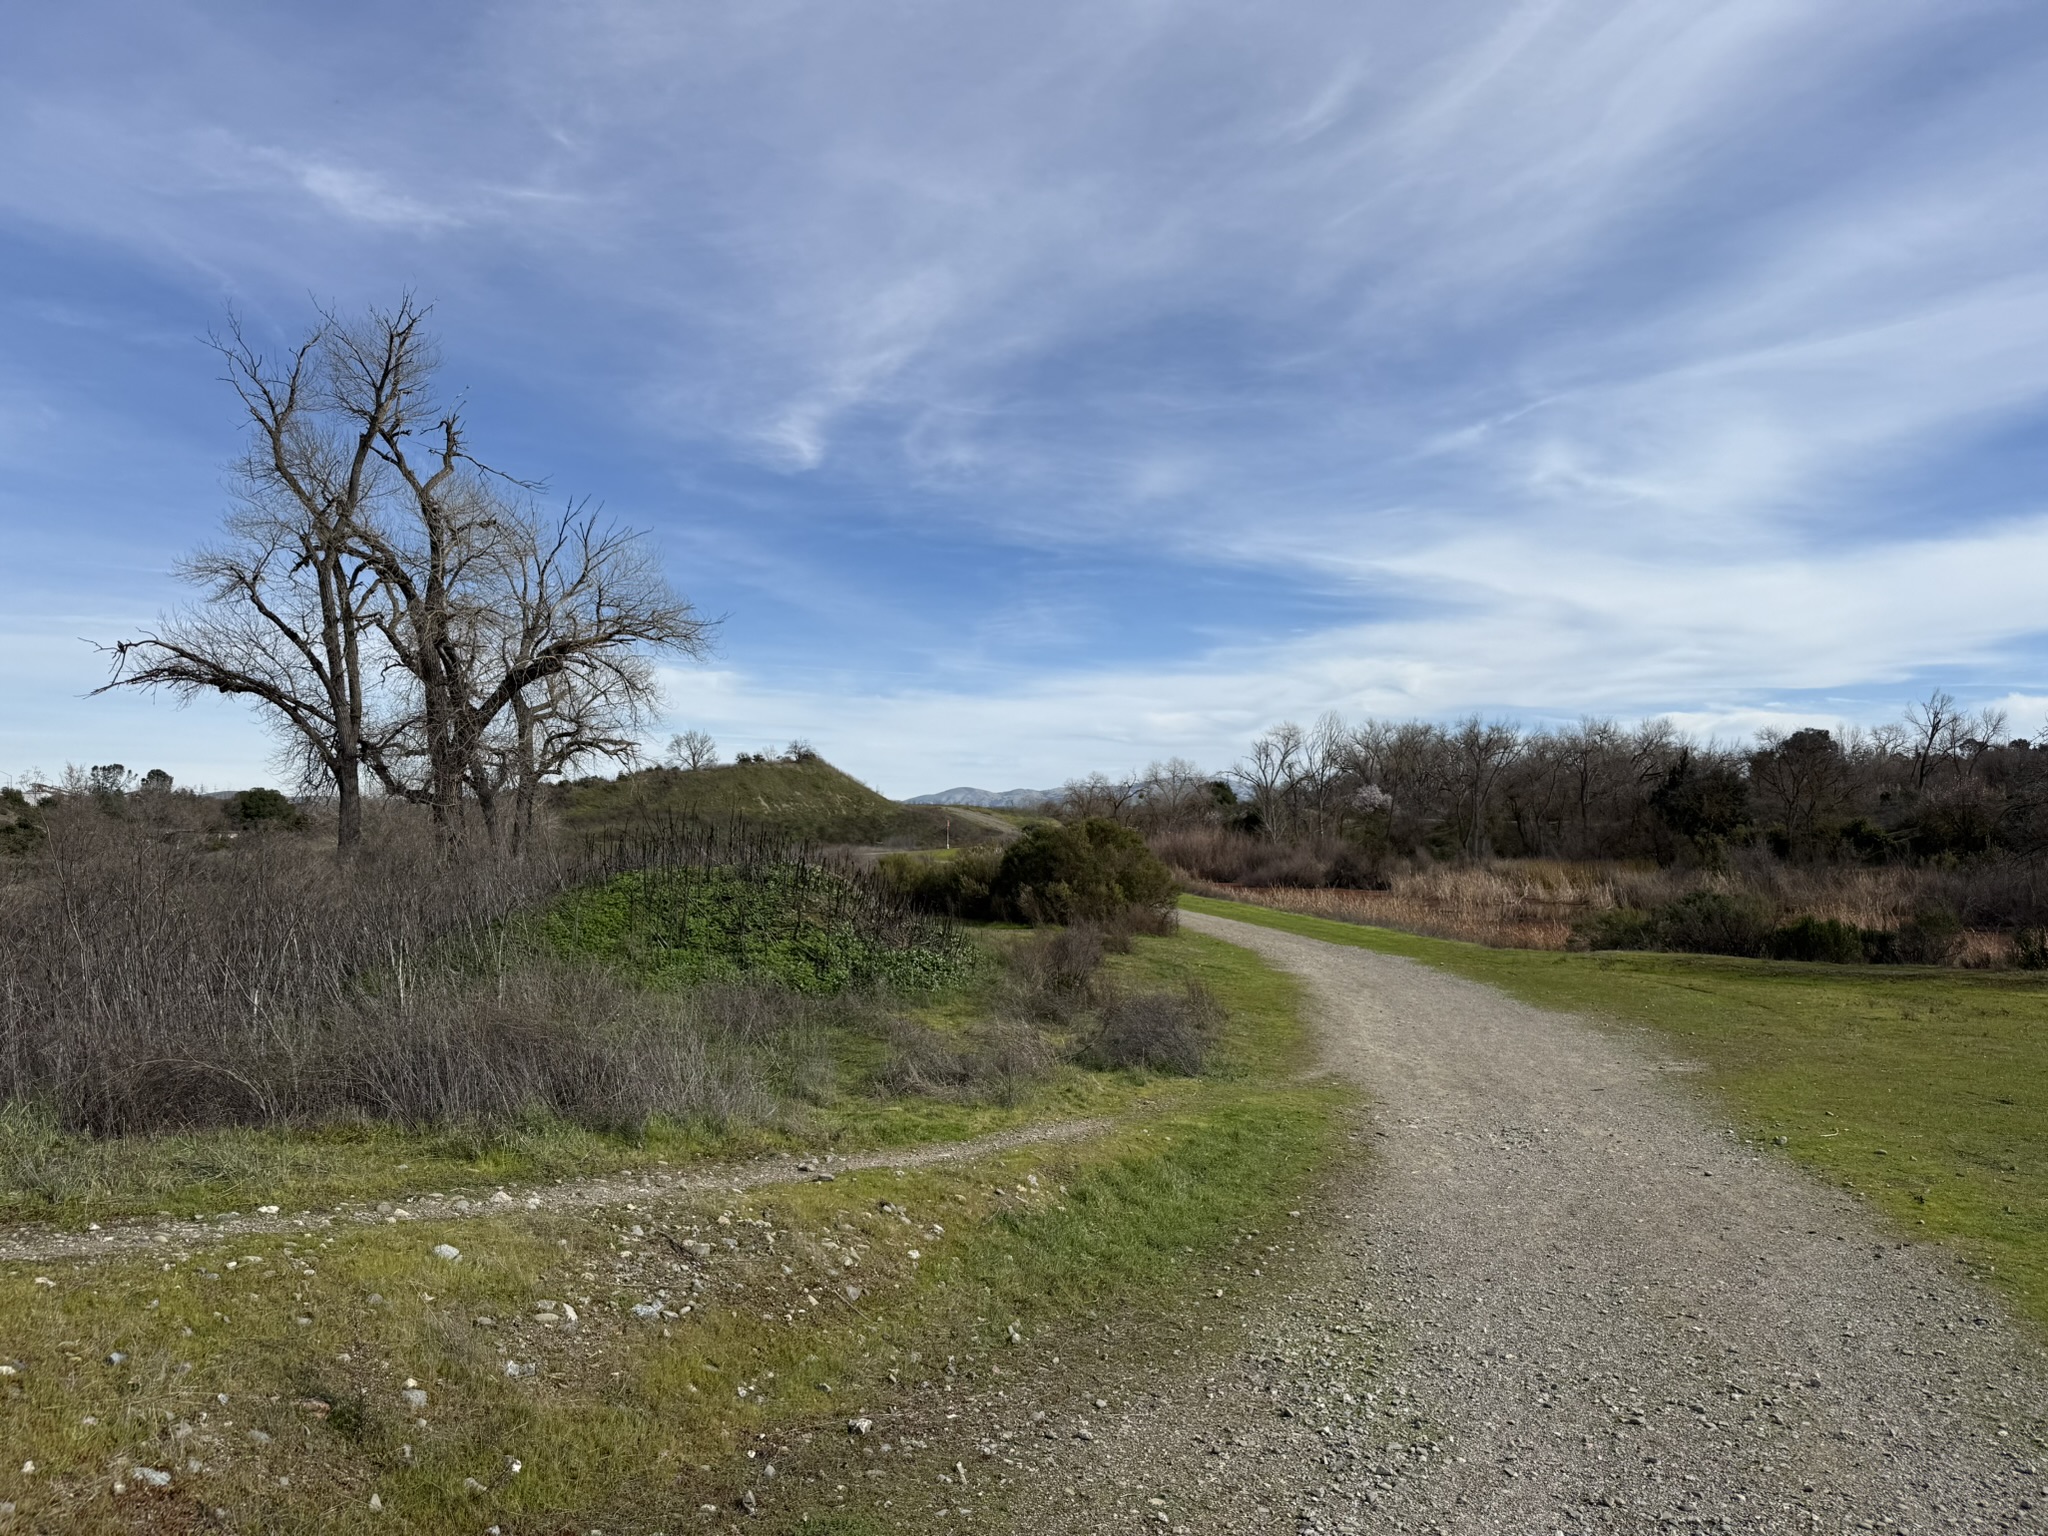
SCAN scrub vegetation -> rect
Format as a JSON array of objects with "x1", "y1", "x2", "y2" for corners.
[
  {"x1": 0, "y1": 740, "x2": 1349, "y2": 1532},
  {"x1": 0, "y1": 922, "x2": 1341, "y2": 1533},
  {"x1": 1055, "y1": 693, "x2": 2048, "y2": 965},
  {"x1": 557, "y1": 751, "x2": 998, "y2": 850},
  {"x1": 876, "y1": 817, "x2": 1178, "y2": 928}
]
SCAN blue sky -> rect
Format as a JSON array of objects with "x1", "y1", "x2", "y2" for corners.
[{"x1": 5, "y1": 0, "x2": 2048, "y2": 797}]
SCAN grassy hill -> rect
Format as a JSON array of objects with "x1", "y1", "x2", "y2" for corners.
[{"x1": 555, "y1": 755, "x2": 1008, "y2": 847}]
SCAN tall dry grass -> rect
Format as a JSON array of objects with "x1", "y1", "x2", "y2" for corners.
[
  {"x1": 0, "y1": 798, "x2": 845, "y2": 1135},
  {"x1": 1174, "y1": 833, "x2": 2040, "y2": 965}
]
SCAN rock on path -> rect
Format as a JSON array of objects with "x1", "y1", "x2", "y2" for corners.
[{"x1": 996, "y1": 911, "x2": 2048, "y2": 1534}]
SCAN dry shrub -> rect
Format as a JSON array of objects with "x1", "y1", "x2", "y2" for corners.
[
  {"x1": 874, "y1": 1016, "x2": 1056, "y2": 1106},
  {"x1": 0, "y1": 798, "x2": 858, "y2": 1134},
  {"x1": 337, "y1": 970, "x2": 839, "y2": 1132},
  {"x1": 41, "y1": 958, "x2": 836, "y2": 1138},
  {"x1": 1007, "y1": 924, "x2": 1107, "y2": 1001},
  {"x1": 1076, "y1": 984, "x2": 1222, "y2": 1076}
]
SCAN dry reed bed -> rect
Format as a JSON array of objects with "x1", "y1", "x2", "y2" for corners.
[{"x1": 1188, "y1": 859, "x2": 2023, "y2": 964}]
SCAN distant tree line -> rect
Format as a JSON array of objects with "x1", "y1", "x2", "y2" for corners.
[
  {"x1": 100, "y1": 298, "x2": 711, "y2": 851},
  {"x1": 1061, "y1": 692, "x2": 2048, "y2": 868}
]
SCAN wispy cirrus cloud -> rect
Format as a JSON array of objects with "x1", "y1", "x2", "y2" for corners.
[{"x1": 3, "y1": 0, "x2": 2048, "y2": 790}]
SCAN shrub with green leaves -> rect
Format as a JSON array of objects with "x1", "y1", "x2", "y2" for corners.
[
  {"x1": 990, "y1": 817, "x2": 1178, "y2": 925},
  {"x1": 226, "y1": 786, "x2": 301, "y2": 827},
  {"x1": 2015, "y1": 927, "x2": 2048, "y2": 971},
  {"x1": 1574, "y1": 890, "x2": 1772, "y2": 958},
  {"x1": 875, "y1": 845, "x2": 1004, "y2": 919},
  {"x1": 1893, "y1": 906, "x2": 1964, "y2": 965},
  {"x1": 1765, "y1": 915, "x2": 1865, "y2": 964},
  {"x1": 1573, "y1": 906, "x2": 1661, "y2": 952},
  {"x1": 540, "y1": 862, "x2": 974, "y2": 993}
]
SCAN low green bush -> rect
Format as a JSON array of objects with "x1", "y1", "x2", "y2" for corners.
[
  {"x1": 2015, "y1": 927, "x2": 2048, "y2": 970},
  {"x1": 1574, "y1": 906, "x2": 1661, "y2": 952},
  {"x1": 990, "y1": 818, "x2": 1178, "y2": 925},
  {"x1": 226, "y1": 786, "x2": 302, "y2": 828},
  {"x1": 1658, "y1": 890, "x2": 1773, "y2": 956},
  {"x1": 1893, "y1": 906, "x2": 1964, "y2": 965},
  {"x1": 540, "y1": 862, "x2": 974, "y2": 993},
  {"x1": 1765, "y1": 915, "x2": 1865, "y2": 964},
  {"x1": 882, "y1": 820, "x2": 1179, "y2": 927},
  {"x1": 875, "y1": 845, "x2": 1003, "y2": 919},
  {"x1": 1577, "y1": 896, "x2": 1971, "y2": 968},
  {"x1": 1575, "y1": 890, "x2": 1772, "y2": 958}
]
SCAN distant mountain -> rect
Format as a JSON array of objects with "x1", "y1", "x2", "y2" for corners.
[{"x1": 905, "y1": 786, "x2": 1061, "y2": 809}]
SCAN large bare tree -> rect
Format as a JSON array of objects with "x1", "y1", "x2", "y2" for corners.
[
  {"x1": 105, "y1": 298, "x2": 710, "y2": 849},
  {"x1": 98, "y1": 308, "x2": 428, "y2": 847},
  {"x1": 419, "y1": 500, "x2": 707, "y2": 849}
]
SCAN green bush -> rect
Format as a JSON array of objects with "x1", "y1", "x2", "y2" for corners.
[
  {"x1": 1892, "y1": 906, "x2": 1964, "y2": 966},
  {"x1": 1656, "y1": 890, "x2": 1773, "y2": 956},
  {"x1": 875, "y1": 846, "x2": 1004, "y2": 920},
  {"x1": 990, "y1": 818, "x2": 1178, "y2": 925},
  {"x1": 1572, "y1": 906, "x2": 1661, "y2": 951},
  {"x1": 540, "y1": 862, "x2": 974, "y2": 993},
  {"x1": 1765, "y1": 915, "x2": 1864, "y2": 964},
  {"x1": 226, "y1": 786, "x2": 301, "y2": 828},
  {"x1": 1578, "y1": 897, "x2": 1977, "y2": 968},
  {"x1": 2015, "y1": 927, "x2": 2048, "y2": 971},
  {"x1": 1574, "y1": 890, "x2": 1772, "y2": 958}
]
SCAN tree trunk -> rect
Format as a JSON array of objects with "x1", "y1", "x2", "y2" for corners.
[{"x1": 336, "y1": 764, "x2": 363, "y2": 850}]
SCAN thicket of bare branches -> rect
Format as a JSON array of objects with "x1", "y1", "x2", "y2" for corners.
[
  {"x1": 100, "y1": 298, "x2": 712, "y2": 850},
  {"x1": 1071, "y1": 693, "x2": 2042, "y2": 868},
  {"x1": 0, "y1": 795, "x2": 853, "y2": 1136}
]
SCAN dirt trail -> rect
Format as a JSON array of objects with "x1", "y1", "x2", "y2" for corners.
[
  {"x1": 983, "y1": 912, "x2": 2048, "y2": 1534},
  {"x1": 0, "y1": 1117, "x2": 1109, "y2": 1267}
]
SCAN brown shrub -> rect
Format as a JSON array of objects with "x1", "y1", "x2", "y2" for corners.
[
  {"x1": 1075, "y1": 983, "x2": 1222, "y2": 1076},
  {"x1": 0, "y1": 798, "x2": 865, "y2": 1133},
  {"x1": 874, "y1": 1016, "x2": 1057, "y2": 1106}
]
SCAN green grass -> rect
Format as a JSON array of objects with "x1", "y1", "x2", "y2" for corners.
[
  {"x1": 536, "y1": 863, "x2": 976, "y2": 993},
  {"x1": 1187, "y1": 892, "x2": 2048, "y2": 1326},
  {"x1": 0, "y1": 928, "x2": 1351, "y2": 1533},
  {"x1": 558, "y1": 757, "x2": 991, "y2": 848}
]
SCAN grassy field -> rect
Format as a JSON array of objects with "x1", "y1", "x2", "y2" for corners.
[
  {"x1": 1187, "y1": 892, "x2": 2048, "y2": 1328},
  {"x1": 557, "y1": 757, "x2": 997, "y2": 848},
  {"x1": 0, "y1": 928, "x2": 1352, "y2": 1533}
]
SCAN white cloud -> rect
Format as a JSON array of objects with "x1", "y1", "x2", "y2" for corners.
[
  {"x1": 651, "y1": 510, "x2": 2048, "y2": 793},
  {"x1": 282, "y1": 159, "x2": 463, "y2": 230},
  {"x1": 5, "y1": 0, "x2": 2048, "y2": 790}
]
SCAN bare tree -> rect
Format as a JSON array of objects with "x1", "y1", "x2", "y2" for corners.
[
  {"x1": 1447, "y1": 717, "x2": 1522, "y2": 857},
  {"x1": 1061, "y1": 771, "x2": 1144, "y2": 821},
  {"x1": 100, "y1": 311, "x2": 407, "y2": 848},
  {"x1": 666, "y1": 730, "x2": 719, "y2": 771},
  {"x1": 1905, "y1": 690, "x2": 1962, "y2": 790},
  {"x1": 367, "y1": 497, "x2": 712, "y2": 844},
  {"x1": 1749, "y1": 727, "x2": 1850, "y2": 857},
  {"x1": 104, "y1": 299, "x2": 710, "y2": 849}
]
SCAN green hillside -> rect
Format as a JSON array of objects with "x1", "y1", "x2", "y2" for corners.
[{"x1": 555, "y1": 755, "x2": 1006, "y2": 847}]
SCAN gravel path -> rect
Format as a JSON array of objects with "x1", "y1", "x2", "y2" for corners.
[
  {"x1": 0, "y1": 1116, "x2": 1110, "y2": 1266},
  {"x1": 986, "y1": 912, "x2": 2048, "y2": 1534}
]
